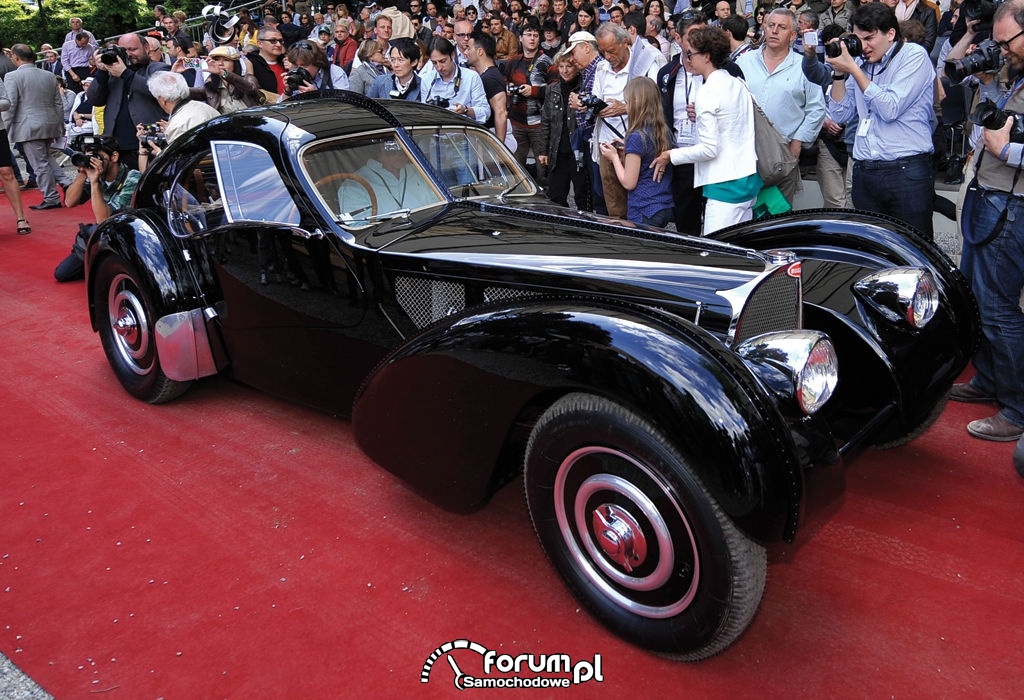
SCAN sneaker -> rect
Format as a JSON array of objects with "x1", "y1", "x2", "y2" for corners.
[
  {"x1": 967, "y1": 413, "x2": 1024, "y2": 442},
  {"x1": 949, "y1": 382, "x2": 996, "y2": 403}
]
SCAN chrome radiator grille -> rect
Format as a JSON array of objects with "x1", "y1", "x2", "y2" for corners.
[{"x1": 732, "y1": 266, "x2": 801, "y2": 344}]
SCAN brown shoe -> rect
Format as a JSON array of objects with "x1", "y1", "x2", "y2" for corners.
[
  {"x1": 949, "y1": 382, "x2": 996, "y2": 403},
  {"x1": 967, "y1": 413, "x2": 1024, "y2": 442}
]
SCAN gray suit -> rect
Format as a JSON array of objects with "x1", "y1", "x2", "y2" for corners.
[{"x1": 3, "y1": 64, "x2": 66, "y2": 204}]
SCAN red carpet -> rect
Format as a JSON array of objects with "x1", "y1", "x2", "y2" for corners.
[{"x1": 2, "y1": 195, "x2": 1023, "y2": 698}]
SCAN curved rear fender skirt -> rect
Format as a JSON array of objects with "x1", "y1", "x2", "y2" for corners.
[
  {"x1": 154, "y1": 309, "x2": 220, "y2": 382},
  {"x1": 86, "y1": 212, "x2": 202, "y2": 333},
  {"x1": 353, "y1": 300, "x2": 810, "y2": 542}
]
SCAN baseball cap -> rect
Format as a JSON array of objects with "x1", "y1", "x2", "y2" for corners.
[
  {"x1": 565, "y1": 31, "x2": 596, "y2": 52},
  {"x1": 207, "y1": 45, "x2": 240, "y2": 60}
]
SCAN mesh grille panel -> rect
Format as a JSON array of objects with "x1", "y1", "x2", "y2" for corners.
[
  {"x1": 395, "y1": 277, "x2": 466, "y2": 329},
  {"x1": 734, "y1": 268, "x2": 800, "y2": 343}
]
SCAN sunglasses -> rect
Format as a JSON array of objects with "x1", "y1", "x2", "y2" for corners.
[{"x1": 261, "y1": 37, "x2": 284, "y2": 44}]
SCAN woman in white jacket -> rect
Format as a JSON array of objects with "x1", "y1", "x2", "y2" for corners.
[{"x1": 652, "y1": 27, "x2": 761, "y2": 235}]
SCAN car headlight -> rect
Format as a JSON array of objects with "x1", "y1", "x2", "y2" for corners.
[
  {"x1": 853, "y1": 267, "x2": 939, "y2": 329},
  {"x1": 736, "y1": 330, "x2": 838, "y2": 415}
]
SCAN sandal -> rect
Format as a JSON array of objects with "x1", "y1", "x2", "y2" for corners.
[{"x1": 17, "y1": 219, "x2": 31, "y2": 235}]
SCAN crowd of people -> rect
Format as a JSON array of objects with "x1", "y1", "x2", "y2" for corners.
[{"x1": 2, "y1": 0, "x2": 1024, "y2": 471}]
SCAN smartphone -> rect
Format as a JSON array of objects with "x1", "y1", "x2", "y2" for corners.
[
  {"x1": 803, "y1": 31, "x2": 819, "y2": 47},
  {"x1": 183, "y1": 58, "x2": 202, "y2": 70}
]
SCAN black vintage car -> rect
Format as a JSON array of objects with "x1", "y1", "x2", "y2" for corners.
[{"x1": 85, "y1": 94, "x2": 979, "y2": 660}]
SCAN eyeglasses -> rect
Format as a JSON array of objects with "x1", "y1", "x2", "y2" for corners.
[
  {"x1": 995, "y1": 28, "x2": 1024, "y2": 51},
  {"x1": 260, "y1": 37, "x2": 284, "y2": 44},
  {"x1": 454, "y1": 32, "x2": 472, "y2": 38},
  {"x1": 685, "y1": 50, "x2": 705, "y2": 60}
]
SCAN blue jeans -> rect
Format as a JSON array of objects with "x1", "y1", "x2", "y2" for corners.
[
  {"x1": 852, "y1": 153, "x2": 934, "y2": 240},
  {"x1": 966, "y1": 188, "x2": 1024, "y2": 426}
]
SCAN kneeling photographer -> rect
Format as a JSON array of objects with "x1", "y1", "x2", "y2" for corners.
[
  {"x1": 54, "y1": 135, "x2": 142, "y2": 282},
  {"x1": 138, "y1": 71, "x2": 220, "y2": 168},
  {"x1": 282, "y1": 40, "x2": 349, "y2": 99}
]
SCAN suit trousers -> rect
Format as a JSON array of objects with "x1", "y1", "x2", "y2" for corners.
[{"x1": 20, "y1": 140, "x2": 60, "y2": 205}]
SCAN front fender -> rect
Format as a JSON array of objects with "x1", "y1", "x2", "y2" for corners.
[
  {"x1": 353, "y1": 299, "x2": 818, "y2": 543},
  {"x1": 714, "y1": 210, "x2": 980, "y2": 443}
]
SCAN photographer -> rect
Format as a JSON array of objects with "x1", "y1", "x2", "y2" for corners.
[
  {"x1": 420, "y1": 38, "x2": 491, "y2": 125},
  {"x1": 826, "y1": 3, "x2": 936, "y2": 239},
  {"x1": 282, "y1": 40, "x2": 350, "y2": 98},
  {"x1": 949, "y1": 0, "x2": 1024, "y2": 447},
  {"x1": 138, "y1": 71, "x2": 220, "y2": 168},
  {"x1": 54, "y1": 135, "x2": 141, "y2": 281},
  {"x1": 87, "y1": 33, "x2": 169, "y2": 170}
]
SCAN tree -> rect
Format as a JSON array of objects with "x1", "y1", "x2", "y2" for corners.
[{"x1": 0, "y1": 0, "x2": 148, "y2": 49}]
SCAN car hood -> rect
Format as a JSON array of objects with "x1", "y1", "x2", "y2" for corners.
[{"x1": 369, "y1": 201, "x2": 771, "y2": 323}]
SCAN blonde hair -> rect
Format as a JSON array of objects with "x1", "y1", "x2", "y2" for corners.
[{"x1": 624, "y1": 77, "x2": 671, "y2": 156}]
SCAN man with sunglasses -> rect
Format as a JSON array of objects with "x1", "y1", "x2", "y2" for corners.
[
  {"x1": 947, "y1": 0, "x2": 1024, "y2": 447},
  {"x1": 250, "y1": 25, "x2": 288, "y2": 94},
  {"x1": 825, "y1": 2, "x2": 935, "y2": 239}
]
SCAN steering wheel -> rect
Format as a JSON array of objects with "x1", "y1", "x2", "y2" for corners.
[{"x1": 315, "y1": 172, "x2": 377, "y2": 219}]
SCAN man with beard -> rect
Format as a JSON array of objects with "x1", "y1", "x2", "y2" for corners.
[
  {"x1": 86, "y1": 32, "x2": 169, "y2": 170},
  {"x1": 946, "y1": 0, "x2": 1024, "y2": 446}
]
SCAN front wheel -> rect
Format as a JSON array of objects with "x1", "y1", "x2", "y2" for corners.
[
  {"x1": 524, "y1": 393, "x2": 766, "y2": 660},
  {"x1": 93, "y1": 255, "x2": 191, "y2": 404}
]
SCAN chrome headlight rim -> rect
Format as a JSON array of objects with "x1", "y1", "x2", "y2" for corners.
[
  {"x1": 736, "y1": 330, "x2": 838, "y2": 415},
  {"x1": 854, "y1": 267, "x2": 939, "y2": 330}
]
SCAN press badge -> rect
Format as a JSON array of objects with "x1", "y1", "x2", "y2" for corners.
[{"x1": 857, "y1": 118, "x2": 872, "y2": 137}]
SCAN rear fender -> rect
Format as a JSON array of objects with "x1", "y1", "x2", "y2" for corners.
[
  {"x1": 353, "y1": 299, "x2": 811, "y2": 542},
  {"x1": 86, "y1": 211, "x2": 225, "y2": 379}
]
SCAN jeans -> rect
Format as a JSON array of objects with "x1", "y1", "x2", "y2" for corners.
[
  {"x1": 852, "y1": 153, "x2": 934, "y2": 240},
  {"x1": 966, "y1": 188, "x2": 1024, "y2": 426}
]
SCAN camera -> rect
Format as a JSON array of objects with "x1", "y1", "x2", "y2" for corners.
[
  {"x1": 579, "y1": 93, "x2": 608, "y2": 125},
  {"x1": 944, "y1": 39, "x2": 1004, "y2": 82},
  {"x1": 824, "y1": 34, "x2": 862, "y2": 59},
  {"x1": 970, "y1": 99, "x2": 1024, "y2": 143},
  {"x1": 69, "y1": 134, "x2": 101, "y2": 169},
  {"x1": 962, "y1": 0, "x2": 1001, "y2": 35},
  {"x1": 425, "y1": 96, "x2": 450, "y2": 109},
  {"x1": 99, "y1": 44, "x2": 129, "y2": 66},
  {"x1": 284, "y1": 66, "x2": 313, "y2": 93},
  {"x1": 139, "y1": 123, "x2": 167, "y2": 149}
]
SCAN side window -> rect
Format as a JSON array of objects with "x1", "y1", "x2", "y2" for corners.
[
  {"x1": 212, "y1": 141, "x2": 300, "y2": 226},
  {"x1": 167, "y1": 152, "x2": 226, "y2": 237}
]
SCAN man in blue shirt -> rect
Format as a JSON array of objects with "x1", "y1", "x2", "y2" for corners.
[
  {"x1": 825, "y1": 3, "x2": 936, "y2": 239},
  {"x1": 419, "y1": 38, "x2": 491, "y2": 125},
  {"x1": 736, "y1": 9, "x2": 825, "y2": 204}
]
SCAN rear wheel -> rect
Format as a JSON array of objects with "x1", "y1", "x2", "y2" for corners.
[
  {"x1": 524, "y1": 393, "x2": 766, "y2": 660},
  {"x1": 93, "y1": 255, "x2": 191, "y2": 404}
]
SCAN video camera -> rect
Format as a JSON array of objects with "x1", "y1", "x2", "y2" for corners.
[{"x1": 961, "y1": 0, "x2": 1002, "y2": 36}]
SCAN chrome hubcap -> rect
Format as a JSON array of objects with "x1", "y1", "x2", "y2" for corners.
[
  {"x1": 593, "y1": 504, "x2": 646, "y2": 573},
  {"x1": 108, "y1": 273, "x2": 152, "y2": 375}
]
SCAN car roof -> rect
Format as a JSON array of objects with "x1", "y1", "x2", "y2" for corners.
[{"x1": 240, "y1": 92, "x2": 479, "y2": 141}]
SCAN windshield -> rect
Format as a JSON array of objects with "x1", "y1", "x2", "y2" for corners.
[
  {"x1": 406, "y1": 125, "x2": 535, "y2": 199},
  {"x1": 301, "y1": 126, "x2": 535, "y2": 227}
]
